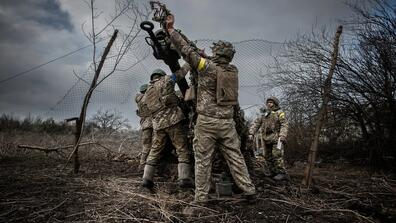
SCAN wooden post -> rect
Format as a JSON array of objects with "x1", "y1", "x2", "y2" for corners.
[
  {"x1": 65, "y1": 29, "x2": 119, "y2": 173},
  {"x1": 302, "y1": 26, "x2": 343, "y2": 188}
]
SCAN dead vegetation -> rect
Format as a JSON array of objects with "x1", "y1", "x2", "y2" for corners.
[
  {"x1": 0, "y1": 135, "x2": 395, "y2": 222},
  {"x1": 0, "y1": 110, "x2": 395, "y2": 222}
]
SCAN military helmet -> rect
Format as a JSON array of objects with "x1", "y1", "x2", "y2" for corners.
[
  {"x1": 139, "y1": 84, "x2": 148, "y2": 93},
  {"x1": 211, "y1": 40, "x2": 235, "y2": 60},
  {"x1": 266, "y1": 96, "x2": 280, "y2": 106},
  {"x1": 150, "y1": 69, "x2": 166, "y2": 80}
]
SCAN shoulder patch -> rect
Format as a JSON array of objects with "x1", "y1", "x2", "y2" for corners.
[
  {"x1": 279, "y1": 111, "x2": 285, "y2": 119},
  {"x1": 197, "y1": 58, "x2": 206, "y2": 71}
]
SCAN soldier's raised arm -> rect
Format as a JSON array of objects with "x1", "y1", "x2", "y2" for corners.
[{"x1": 166, "y1": 15, "x2": 207, "y2": 73}]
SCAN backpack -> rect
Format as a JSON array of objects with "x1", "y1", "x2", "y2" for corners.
[
  {"x1": 145, "y1": 84, "x2": 164, "y2": 114},
  {"x1": 216, "y1": 64, "x2": 239, "y2": 105}
]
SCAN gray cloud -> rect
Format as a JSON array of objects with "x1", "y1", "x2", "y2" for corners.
[
  {"x1": 0, "y1": 0, "x2": 73, "y2": 43},
  {"x1": 165, "y1": 0, "x2": 353, "y2": 41},
  {"x1": 0, "y1": 0, "x2": 359, "y2": 127},
  {"x1": 0, "y1": 0, "x2": 88, "y2": 119}
]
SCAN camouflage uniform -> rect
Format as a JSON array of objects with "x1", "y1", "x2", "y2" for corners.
[
  {"x1": 213, "y1": 106, "x2": 255, "y2": 176},
  {"x1": 170, "y1": 30, "x2": 256, "y2": 202},
  {"x1": 135, "y1": 92, "x2": 153, "y2": 166},
  {"x1": 212, "y1": 106, "x2": 255, "y2": 192},
  {"x1": 249, "y1": 97, "x2": 289, "y2": 176},
  {"x1": 145, "y1": 74, "x2": 191, "y2": 166}
]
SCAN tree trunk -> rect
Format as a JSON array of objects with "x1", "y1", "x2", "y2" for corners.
[
  {"x1": 302, "y1": 26, "x2": 343, "y2": 189},
  {"x1": 65, "y1": 30, "x2": 119, "y2": 173}
]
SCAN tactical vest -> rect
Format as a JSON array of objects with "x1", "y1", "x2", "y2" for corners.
[
  {"x1": 216, "y1": 64, "x2": 238, "y2": 105},
  {"x1": 262, "y1": 110, "x2": 282, "y2": 135},
  {"x1": 145, "y1": 83, "x2": 164, "y2": 114},
  {"x1": 135, "y1": 94, "x2": 151, "y2": 117}
]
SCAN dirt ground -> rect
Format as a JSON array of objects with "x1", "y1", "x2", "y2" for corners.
[{"x1": 1, "y1": 149, "x2": 395, "y2": 223}]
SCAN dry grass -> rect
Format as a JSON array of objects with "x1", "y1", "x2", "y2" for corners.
[{"x1": 0, "y1": 131, "x2": 395, "y2": 222}]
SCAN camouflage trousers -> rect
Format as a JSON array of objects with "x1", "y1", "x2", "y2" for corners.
[
  {"x1": 264, "y1": 143, "x2": 286, "y2": 175},
  {"x1": 193, "y1": 115, "x2": 256, "y2": 202},
  {"x1": 139, "y1": 128, "x2": 153, "y2": 165},
  {"x1": 146, "y1": 122, "x2": 191, "y2": 166}
]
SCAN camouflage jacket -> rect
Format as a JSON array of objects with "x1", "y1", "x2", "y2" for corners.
[
  {"x1": 135, "y1": 93, "x2": 152, "y2": 130},
  {"x1": 249, "y1": 107, "x2": 288, "y2": 144},
  {"x1": 146, "y1": 75, "x2": 185, "y2": 131},
  {"x1": 170, "y1": 30, "x2": 235, "y2": 119}
]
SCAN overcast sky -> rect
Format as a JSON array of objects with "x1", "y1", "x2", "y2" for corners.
[{"x1": 0, "y1": 0, "x2": 359, "y2": 128}]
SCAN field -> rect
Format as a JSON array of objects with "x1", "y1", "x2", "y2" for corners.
[{"x1": 0, "y1": 131, "x2": 395, "y2": 222}]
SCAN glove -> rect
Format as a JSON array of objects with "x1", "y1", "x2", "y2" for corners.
[
  {"x1": 166, "y1": 14, "x2": 175, "y2": 32},
  {"x1": 170, "y1": 73, "x2": 177, "y2": 82}
]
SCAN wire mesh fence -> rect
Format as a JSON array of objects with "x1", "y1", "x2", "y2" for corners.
[{"x1": 45, "y1": 36, "x2": 285, "y2": 127}]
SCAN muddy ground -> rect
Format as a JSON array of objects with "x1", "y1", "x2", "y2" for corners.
[{"x1": 1, "y1": 148, "x2": 395, "y2": 223}]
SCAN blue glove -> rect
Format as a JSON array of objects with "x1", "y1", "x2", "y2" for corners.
[{"x1": 170, "y1": 73, "x2": 177, "y2": 83}]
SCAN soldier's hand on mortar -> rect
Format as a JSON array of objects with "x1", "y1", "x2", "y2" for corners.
[
  {"x1": 248, "y1": 134, "x2": 254, "y2": 141},
  {"x1": 166, "y1": 14, "x2": 174, "y2": 32}
]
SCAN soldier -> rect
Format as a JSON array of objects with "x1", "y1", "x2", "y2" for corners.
[
  {"x1": 142, "y1": 69, "x2": 193, "y2": 189},
  {"x1": 213, "y1": 106, "x2": 255, "y2": 193},
  {"x1": 166, "y1": 15, "x2": 256, "y2": 204},
  {"x1": 249, "y1": 97, "x2": 289, "y2": 181},
  {"x1": 135, "y1": 84, "x2": 152, "y2": 170}
]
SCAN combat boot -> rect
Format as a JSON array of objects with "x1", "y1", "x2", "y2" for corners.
[
  {"x1": 177, "y1": 163, "x2": 194, "y2": 188},
  {"x1": 142, "y1": 165, "x2": 155, "y2": 189}
]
